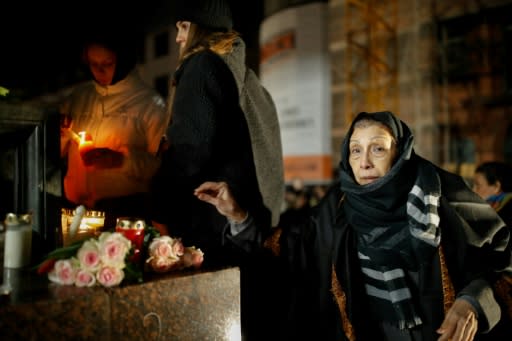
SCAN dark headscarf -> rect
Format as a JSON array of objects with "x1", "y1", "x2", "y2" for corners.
[{"x1": 81, "y1": 28, "x2": 138, "y2": 85}]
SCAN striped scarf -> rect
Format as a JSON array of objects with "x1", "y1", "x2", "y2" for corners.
[{"x1": 342, "y1": 158, "x2": 442, "y2": 329}]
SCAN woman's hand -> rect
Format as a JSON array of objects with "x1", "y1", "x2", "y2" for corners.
[
  {"x1": 194, "y1": 181, "x2": 247, "y2": 223},
  {"x1": 437, "y1": 298, "x2": 478, "y2": 341}
]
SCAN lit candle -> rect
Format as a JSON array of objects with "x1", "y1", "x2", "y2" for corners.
[
  {"x1": 78, "y1": 131, "x2": 93, "y2": 148},
  {"x1": 78, "y1": 131, "x2": 95, "y2": 166}
]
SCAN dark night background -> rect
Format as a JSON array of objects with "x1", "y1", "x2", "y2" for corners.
[{"x1": 0, "y1": 1, "x2": 264, "y2": 99}]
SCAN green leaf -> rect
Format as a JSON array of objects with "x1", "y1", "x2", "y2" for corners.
[
  {"x1": 124, "y1": 262, "x2": 144, "y2": 284},
  {"x1": 33, "y1": 240, "x2": 84, "y2": 268},
  {"x1": 0, "y1": 86, "x2": 9, "y2": 97}
]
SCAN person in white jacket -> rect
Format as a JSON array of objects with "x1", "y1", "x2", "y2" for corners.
[{"x1": 60, "y1": 29, "x2": 169, "y2": 228}]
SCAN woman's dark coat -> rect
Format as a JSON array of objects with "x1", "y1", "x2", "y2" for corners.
[{"x1": 150, "y1": 50, "x2": 270, "y2": 267}]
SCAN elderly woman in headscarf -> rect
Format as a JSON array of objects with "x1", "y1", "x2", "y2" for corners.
[{"x1": 195, "y1": 111, "x2": 512, "y2": 341}]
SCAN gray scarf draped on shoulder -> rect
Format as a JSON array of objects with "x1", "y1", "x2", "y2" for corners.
[{"x1": 221, "y1": 38, "x2": 285, "y2": 227}]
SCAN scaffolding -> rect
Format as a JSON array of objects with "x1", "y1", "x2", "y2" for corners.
[{"x1": 343, "y1": 0, "x2": 399, "y2": 126}]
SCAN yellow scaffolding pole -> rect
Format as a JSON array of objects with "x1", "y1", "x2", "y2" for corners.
[{"x1": 343, "y1": 0, "x2": 398, "y2": 127}]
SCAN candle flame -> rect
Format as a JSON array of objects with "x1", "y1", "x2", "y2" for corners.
[{"x1": 78, "y1": 131, "x2": 93, "y2": 145}]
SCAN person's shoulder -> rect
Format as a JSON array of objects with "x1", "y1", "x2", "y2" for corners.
[
  {"x1": 184, "y1": 50, "x2": 229, "y2": 73},
  {"x1": 143, "y1": 90, "x2": 166, "y2": 110},
  {"x1": 430, "y1": 160, "x2": 481, "y2": 203},
  {"x1": 128, "y1": 73, "x2": 166, "y2": 108},
  {"x1": 134, "y1": 81, "x2": 165, "y2": 101},
  {"x1": 60, "y1": 81, "x2": 95, "y2": 107},
  {"x1": 435, "y1": 164, "x2": 466, "y2": 186},
  {"x1": 180, "y1": 50, "x2": 236, "y2": 91},
  {"x1": 68, "y1": 81, "x2": 95, "y2": 96}
]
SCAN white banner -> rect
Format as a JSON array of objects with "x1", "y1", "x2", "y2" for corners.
[{"x1": 260, "y1": 2, "x2": 332, "y2": 183}]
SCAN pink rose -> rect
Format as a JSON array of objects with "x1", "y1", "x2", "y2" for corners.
[
  {"x1": 149, "y1": 237, "x2": 175, "y2": 259},
  {"x1": 146, "y1": 237, "x2": 204, "y2": 273},
  {"x1": 182, "y1": 247, "x2": 204, "y2": 269},
  {"x1": 172, "y1": 238, "x2": 185, "y2": 257},
  {"x1": 75, "y1": 269, "x2": 96, "y2": 287},
  {"x1": 98, "y1": 232, "x2": 131, "y2": 267},
  {"x1": 147, "y1": 256, "x2": 180, "y2": 273},
  {"x1": 148, "y1": 236, "x2": 185, "y2": 259},
  {"x1": 48, "y1": 259, "x2": 77, "y2": 285},
  {"x1": 77, "y1": 240, "x2": 101, "y2": 272},
  {"x1": 96, "y1": 265, "x2": 124, "y2": 287}
]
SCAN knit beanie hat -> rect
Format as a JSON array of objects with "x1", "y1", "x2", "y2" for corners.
[{"x1": 173, "y1": 0, "x2": 233, "y2": 31}]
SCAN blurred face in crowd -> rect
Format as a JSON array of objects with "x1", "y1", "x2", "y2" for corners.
[
  {"x1": 348, "y1": 122, "x2": 397, "y2": 185},
  {"x1": 85, "y1": 44, "x2": 117, "y2": 86},
  {"x1": 176, "y1": 21, "x2": 191, "y2": 54},
  {"x1": 473, "y1": 172, "x2": 501, "y2": 200}
]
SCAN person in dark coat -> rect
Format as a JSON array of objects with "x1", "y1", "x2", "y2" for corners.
[
  {"x1": 473, "y1": 161, "x2": 512, "y2": 228},
  {"x1": 149, "y1": 0, "x2": 270, "y2": 266},
  {"x1": 148, "y1": 2, "x2": 275, "y2": 339},
  {"x1": 195, "y1": 111, "x2": 512, "y2": 341}
]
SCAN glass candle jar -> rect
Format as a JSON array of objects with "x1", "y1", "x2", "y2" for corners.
[
  {"x1": 3, "y1": 213, "x2": 32, "y2": 268},
  {"x1": 115, "y1": 217, "x2": 145, "y2": 263},
  {"x1": 61, "y1": 208, "x2": 105, "y2": 246}
]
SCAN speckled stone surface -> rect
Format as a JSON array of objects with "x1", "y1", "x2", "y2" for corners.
[
  {"x1": 111, "y1": 268, "x2": 241, "y2": 341},
  {"x1": 0, "y1": 266, "x2": 241, "y2": 341}
]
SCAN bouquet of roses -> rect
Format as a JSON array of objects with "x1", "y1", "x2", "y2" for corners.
[
  {"x1": 37, "y1": 227, "x2": 205, "y2": 288},
  {"x1": 37, "y1": 231, "x2": 141, "y2": 288}
]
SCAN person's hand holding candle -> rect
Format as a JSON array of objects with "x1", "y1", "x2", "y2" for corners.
[{"x1": 78, "y1": 132, "x2": 124, "y2": 169}]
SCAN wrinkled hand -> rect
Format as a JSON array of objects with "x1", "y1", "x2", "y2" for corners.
[
  {"x1": 437, "y1": 298, "x2": 478, "y2": 341},
  {"x1": 81, "y1": 148, "x2": 124, "y2": 169},
  {"x1": 194, "y1": 181, "x2": 247, "y2": 223}
]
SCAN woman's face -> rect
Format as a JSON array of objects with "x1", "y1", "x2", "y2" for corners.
[
  {"x1": 472, "y1": 172, "x2": 500, "y2": 200},
  {"x1": 175, "y1": 21, "x2": 191, "y2": 54},
  {"x1": 86, "y1": 44, "x2": 117, "y2": 86},
  {"x1": 348, "y1": 123, "x2": 397, "y2": 185}
]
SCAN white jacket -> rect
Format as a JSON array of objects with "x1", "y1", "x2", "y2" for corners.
[{"x1": 60, "y1": 70, "x2": 168, "y2": 208}]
